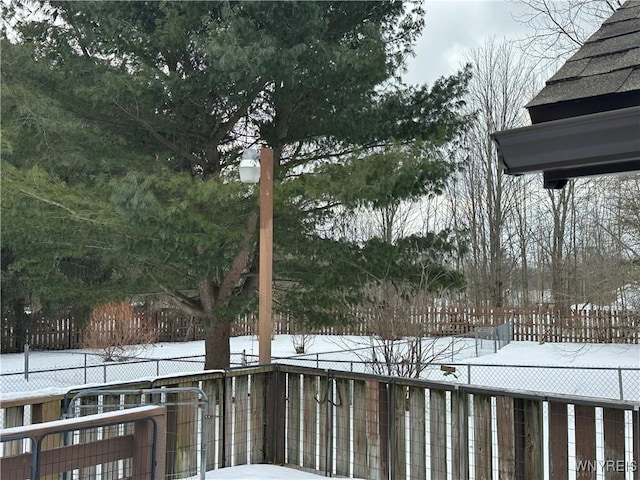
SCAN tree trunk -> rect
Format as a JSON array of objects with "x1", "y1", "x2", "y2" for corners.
[{"x1": 204, "y1": 317, "x2": 231, "y2": 370}]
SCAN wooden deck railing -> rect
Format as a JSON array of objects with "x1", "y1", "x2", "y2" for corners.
[
  {"x1": 1, "y1": 366, "x2": 638, "y2": 479},
  {"x1": 0, "y1": 405, "x2": 166, "y2": 479}
]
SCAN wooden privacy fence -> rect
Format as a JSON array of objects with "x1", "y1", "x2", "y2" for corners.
[
  {"x1": 2, "y1": 306, "x2": 638, "y2": 353},
  {"x1": 1, "y1": 365, "x2": 638, "y2": 480}
]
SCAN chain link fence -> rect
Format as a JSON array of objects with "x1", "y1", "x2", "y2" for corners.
[{"x1": 1, "y1": 343, "x2": 638, "y2": 401}]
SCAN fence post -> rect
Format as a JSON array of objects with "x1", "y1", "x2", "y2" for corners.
[
  {"x1": 84, "y1": 354, "x2": 87, "y2": 384},
  {"x1": 103, "y1": 364, "x2": 107, "y2": 384},
  {"x1": 475, "y1": 332, "x2": 478, "y2": 357},
  {"x1": 24, "y1": 343, "x2": 29, "y2": 381},
  {"x1": 467, "y1": 365, "x2": 471, "y2": 385},
  {"x1": 618, "y1": 368, "x2": 624, "y2": 400}
]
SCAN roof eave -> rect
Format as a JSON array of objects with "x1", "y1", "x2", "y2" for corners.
[{"x1": 491, "y1": 105, "x2": 640, "y2": 189}]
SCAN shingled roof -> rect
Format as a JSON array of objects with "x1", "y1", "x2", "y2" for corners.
[
  {"x1": 527, "y1": 0, "x2": 640, "y2": 123},
  {"x1": 491, "y1": 0, "x2": 640, "y2": 189}
]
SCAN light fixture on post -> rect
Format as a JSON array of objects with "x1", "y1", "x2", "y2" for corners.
[
  {"x1": 238, "y1": 148, "x2": 261, "y2": 184},
  {"x1": 239, "y1": 147, "x2": 273, "y2": 365}
]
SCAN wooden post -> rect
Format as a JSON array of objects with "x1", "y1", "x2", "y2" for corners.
[
  {"x1": 259, "y1": 147, "x2": 274, "y2": 365},
  {"x1": 265, "y1": 369, "x2": 286, "y2": 464}
]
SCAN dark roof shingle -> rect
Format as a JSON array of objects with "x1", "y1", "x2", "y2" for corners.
[{"x1": 526, "y1": 0, "x2": 640, "y2": 110}]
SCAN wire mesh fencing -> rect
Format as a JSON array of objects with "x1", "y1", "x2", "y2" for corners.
[
  {"x1": 0, "y1": 405, "x2": 165, "y2": 479},
  {"x1": 64, "y1": 386, "x2": 208, "y2": 480},
  {"x1": 2, "y1": 341, "x2": 638, "y2": 401},
  {"x1": 1, "y1": 365, "x2": 638, "y2": 480}
]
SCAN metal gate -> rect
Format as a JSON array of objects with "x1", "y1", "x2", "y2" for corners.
[{"x1": 64, "y1": 387, "x2": 209, "y2": 480}]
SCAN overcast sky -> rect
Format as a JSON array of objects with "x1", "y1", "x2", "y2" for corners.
[{"x1": 404, "y1": 0, "x2": 532, "y2": 86}]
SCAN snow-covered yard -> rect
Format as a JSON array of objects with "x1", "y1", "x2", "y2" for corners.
[
  {"x1": 1, "y1": 336, "x2": 638, "y2": 480},
  {"x1": 1, "y1": 335, "x2": 639, "y2": 401}
]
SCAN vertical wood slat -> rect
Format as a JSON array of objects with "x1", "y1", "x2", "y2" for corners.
[
  {"x1": 201, "y1": 377, "x2": 221, "y2": 470},
  {"x1": 302, "y1": 375, "x2": 318, "y2": 469},
  {"x1": 123, "y1": 392, "x2": 141, "y2": 477},
  {"x1": 335, "y1": 377, "x2": 351, "y2": 477},
  {"x1": 165, "y1": 386, "x2": 179, "y2": 477},
  {"x1": 31, "y1": 399, "x2": 62, "y2": 480},
  {"x1": 603, "y1": 408, "x2": 626, "y2": 480},
  {"x1": 633, "y1": 410, "x2": 639, "y2": 480},
  {"x1": 287, "y1": 374, "x2": 301, "y2": 466},
  {"x1": 430, "y1": 389, "x2": 447, "y2": 479},
  {"x1": 474, "y1": 394, "x2": 492, "y2": 480},
  {"x1": 452, "y1": 391, "x2": 469, "y2": 480},
  {"x1": 549, "y1": 402, "x2": 568, "y2": 480},
  {"x1": 524, "y1": 399, "x2": 543, "y2": 480},
  {"x1": 79, "y1": 396, "x2": 99, "y2": 479},
  {"x1": 102, "y1": 394, "x2": 120, "y2": 480},
  {"x1": 4, "y1": 406, "x2": 24, "y2": 455},
  {"x1": 392, "y1": 384, "x2": 406, "y2": 480},
  {"x1": 266, "y1": 369, "x2": 286, "y2": 465},
  {"x1": 250, "y1": 372, "x2": 265, "y2": 464},
  {"x1": 408, "y1": 386, "x2": 426, "y2": 480},
  {"x1": 365, "y1": 380, "x2": 385, "y2": 480},
  {"x1": 318, "y1": 376, "x2": 329, "y2": 473},
  {"x1": 176, "y1": 381, "x2": 198, "y2": 477},
  {"x1": 575, "y1": 405, "x2": 596, "y2": 480},
  {"x1": 496, "y1": 396, "x2": 515, "y2": 480},
  {"x1": 353, "y1": 380, "x2": 367, "y2": 479},
  {"x1": 224, "y1": 377, "x2": 234, "y2": 466},
  {"x1": 234, "y1": 375, "x2": 249, "y2": 465}
]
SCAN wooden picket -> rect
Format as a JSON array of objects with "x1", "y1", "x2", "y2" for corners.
[{"x1": 2, "y1": 306, "x2": 638, "y2": 353}]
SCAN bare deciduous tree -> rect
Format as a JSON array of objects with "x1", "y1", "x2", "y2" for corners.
[
  {"x1": 516, "y1": 0, "x2": 622, "y2": 64},
  {"x1": 453, "y1": 40, "x2": 540, "y2": 307}
]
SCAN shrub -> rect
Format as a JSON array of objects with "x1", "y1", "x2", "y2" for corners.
[{"x1": 82, "y1": 301, "x2": 157, "y2": 361}]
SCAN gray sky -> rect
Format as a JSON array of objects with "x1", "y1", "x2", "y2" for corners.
[{"x1": 404, "y1": 0, "x2": 532, "y2": 86}]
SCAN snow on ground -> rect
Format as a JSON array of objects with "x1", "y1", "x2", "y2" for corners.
[
  {"x1": 199, "y1": 465, "x2": 362, "y2": 479},
  {"x1": 1, "y1": 335, "x2": 639, "y2": 401},
  {"x1": 466, "y1": 340, "x2": 640, "y2": 368}
]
